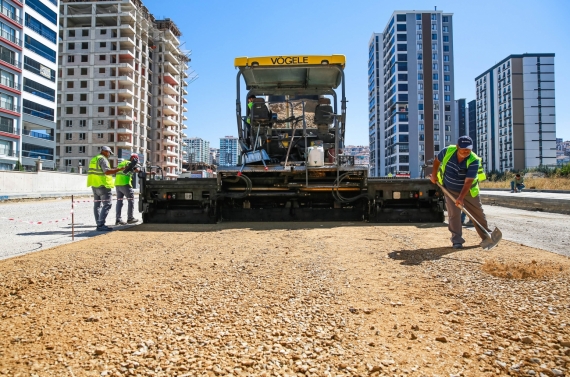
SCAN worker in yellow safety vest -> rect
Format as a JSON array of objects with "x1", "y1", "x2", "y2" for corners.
[
  {"x1": 87, "y1": 146, "x2": 120, "y2": 231},
  {"x1": 429, "y1": 136, "x2": 491, "y2": 249},
  {"x1": 115, "y1": 153, "x2": 140, "y2": 226}
]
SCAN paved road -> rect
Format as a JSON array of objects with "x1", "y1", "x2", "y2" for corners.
[
  {"x1": 1, "y1": 198, "x2": 569, "y2": 260},
  {"x1": 0, "y1": 197, "x2": 142, "y2": 260}
]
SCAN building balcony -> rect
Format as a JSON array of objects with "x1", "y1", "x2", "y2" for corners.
[
  {"x1": 117, "y1": 74, "x2": 134, "y2": 85},
  {"x1": 162, "y1": 127, "x2": 178, "y2": 136},
  {"x1": 118, "y1": 36, "x2": 135, "y2": 47},
  {"x1": 118, "y1": 49, "x2": 135, "y2": 60},
  {"x1": 162, "y1": 50, "x2": 178, "y2": 65},
  {"x1": 182, "y1": 106, "x2": 188, "y2": 113},
  {"x1": 163, "y1": 83, "x2": 178, "y2": 95},
  {"x1": 117, "y1": 123, "x2": 133, "y2": 133},
  {"x1": 163, "y1": 72, "x2": 179, "y2": 86},
  {"x1": 162, "y1": 115, "x2": 177, "y2": 126},
  {"x1": 0, "y1": 123, "x2": 19, "y2": 138},
  {"x1": 165, "y1": 149, "x2": 178, "y2": 157},
  {"x1": 163, "y1": 61, "x2": 179, "y2": 75},
  {"x1": 163, "y1": 94, "x2": 178, "y2": 106},
  {"x1": 182, "y1": 115, "x2": 188, "y2": 121},
  {"x1": 163, "y1": 105, "x2": 178, "y2": 116},
  {"x1": 181, "y1": 124, "x2": 188, "y2": 129},
  {"x1": 116, "y1": 112, "x2": 134, "y2": 121},
  {"x1": 116, "y1": 100, "x2": 134, "y2": 109},
  {"x1": 182, "y1": 97, "x2": 188, "y2": 103},
  {"x1": 163, "y1": 138, "x2": 177, "y2": 146},
  {"x1": 182, "y1": 88, "x2": 188, "y2": 95},
  {"x1": 118, "y1": 88, "x2": 133, "y2": 97}
]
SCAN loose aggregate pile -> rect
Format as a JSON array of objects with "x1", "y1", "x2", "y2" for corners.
[{"x1": 0, "y1": 223, "x2": 569, "y2": 377}]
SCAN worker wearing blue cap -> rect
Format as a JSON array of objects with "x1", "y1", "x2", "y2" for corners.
[{"x1": 430, "y1": 136, "x2": 490, "y2": 249}]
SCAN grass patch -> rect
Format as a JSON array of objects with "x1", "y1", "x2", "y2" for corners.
[
  {"x1": 480, "y1": 177, "x2": 570, "y2": 191},
  {"x1": 482, "y1": 259, "x2": 564, "y2": 279}
]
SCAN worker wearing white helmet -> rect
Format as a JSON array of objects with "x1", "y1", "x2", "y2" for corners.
[{"x1": 115, "y1": 153, "x2": 140, "y2": 225}]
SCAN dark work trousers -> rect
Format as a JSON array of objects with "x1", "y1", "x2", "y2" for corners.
[
  {"x1": 115, "y1": 185, "x2": 135, "y2": 221},
  {"x1": 445, "y1": 189, "x2": 491, "y2": 245},
  {"x1": 92, "y1": 186, "x2": 112, "y2": 227}
]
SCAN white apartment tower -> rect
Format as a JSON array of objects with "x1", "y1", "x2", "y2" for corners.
[
  {"x1": 57, "y1": 0, "x2": 189, "y2": 178},
  {"x1": 369, "y1": 10, "x2": 455, "y2": 177},
  {"x1": 0, "y1": 0, "x2": 59, "y2": 171},
  {"x1": 475, "y1": 54, "x2": 556, "y2": 172},
  {"x1": 182, "y1": 137, "x2": 210, "y2": 164}
]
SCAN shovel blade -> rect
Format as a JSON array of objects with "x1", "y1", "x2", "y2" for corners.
[{"x1": 480, "y1": 227, "x2": 503, "y2": 250}]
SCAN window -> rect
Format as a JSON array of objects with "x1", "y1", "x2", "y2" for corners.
[
  {"x1": 23, "y1": 78, "x2": 55, "y2": 101},
  {"x1": 444, "y1": 55, "x2": 449, "y2": 62},
  {"x1": 418, "y1": 63, "x2": 422, "y2": 70},
  {"x1": 444, "y1": 75, "x2": 450, "y2": 81},
  {"x1": 81, "y1": 67, "x2": 87, "y2": 75},
  {"x1": 431, "y1": 24, "x2": 437, "y2": 30},
  {"x1": 418, "y1": 73, "x2": 423, "y2": 80},
  {"x1": 97, "y1": 120, "x2": 104, "y2": 126},
  {"x1": 419, "y1": 134, "x2": 424, "y2": 141},
  {"x1": 434, "y1": 94, "x2": 439, "y2": 100},
  {"x1": 417, "y1": 43, "x2": 422, "y2": 50},
  {"x1": 417, "y1": 34, "x2": 422, "y2": 40},
  {"x1": 22, "y1": 99, "x2": 55, "y2": 122},
  {"x1": 98, "y1": 80, "x2": 104, "y2": 87},
  {"x1": 431, "y1": 14, "x2": 436, "y2": 20},
  {"x1": 418, "y1": 104, "x2": 424, "y2": 110},
  {"x1": 443, "y1": 45, "x2": 449, "y2": 52},
  {"x1": 396, "y1": 14, "x2": 406, "y2": 21},
  {"x1": 68, "y1": 30, "x2": 75, "y2": 37},
  {"x1": 65, "y1": 107, "x2": 73, "y2": 114},
  {"x1": 444, "y1": 65, "x2": 450, "y2": 72},
  {"x1": 443, "y1": 36, "x2": 449, "y2": 42},
  {"x1": 81, "y1": 42, "x2": 88, "y2": 50},
  {"x1": 444, "y1": 95, "x2": 451, "y2": 101},
  {"x1": 99, "y1": 42, "x2": 106, "y2": 48},
  {"x1": 82, "y1": 30, "x2": 88, "y2": 37},
  {"x1": 65, "y1": 133, "x2": 72, "y2": 140},
  {"x1": 80, "y1": 81, "x2": 87, "y2": 88},
  {"x1": 433, "y1": 63, "x2": 438, "y2": 70},
  {"x1": 419, "y1": 124, "x2": 424, "y2": 131},
  {"x1": 432, "y1": 53, "x2": 437, "y2": 60},
  {"x1": 24, "y1": 35, "x2": 56, "y2": 63},
  {"x1": 418, "y1": 83, "x2": 423, "y2": 90},
  {"x1": 80, "y1": 93, "x2": 86, "y2": 101},
  {"x1": 68, "y1": 43, "x2": 75, "y2": 50},
  {"x1": 417, "y1": 53, "x2": 422, "y2": 60},
  {"x1": 25, "y1": 14, "x2": 56, "y2": 43},
  {"x1": 443, "y1": 26, "x2": 448, "y2": 32},
  {"x1": 418, "y1": 93, "x2": 423, "y2": 100},
  {"x1": 445, "y1": 115, "x2": 451, "y2": 121},
  {"x1": 65, "y1": 146, "x2": 72, "y2": 153},
  {"x1": 66, "y1": 81, "x2": 73, "y2": 89},
  {"x1": 67, "y1": 68, "x2": 74, "y2": 75},
  {"x1": 416, "y1": 14, "x2": 421, "y2": 20},
  {"x1": 81, "y1": 55, "x2": 88, "y2": 62},
  {"x1": 433, "y1": 84, "x2": 439, "y2": 90},
  {"x1": 416, "y1": 24, "x2": 421, "y2": 30},
  {"x1": 442, "y1": 16, "x2": 449, "y2": 22},
  {"x1": 434, "y1": 114, "x2": 439, "y2": 120},
  {"x1": 79, "y1": 146, "x2": 85, "y2": 153},
  {"x1": 99, "y1": 68, "x2": 105, "y2": 74},
  {"x1": 64, "y1": 159, "x2": 72, "y2": 167},
  {"x1": 65, "y1": 120, "x2": 72, "y2": 127},
  {"x1": 432, "y1": 34, "x2": 437, "y2": 40},
  {"x1": 98, "y1": 93, "x2": 105, "y2": 100},
  {"x1": 79, "y1": 119, "x2": 86, "y2": 127},
  {"x1": 99, "y1": 55, "x2": 106, "y2": 61},
  {"x1": 396, "y1": 34, "x2": 407, "y2": 41},
  {"x1": 100, "y1": 29, "x2": 107, "y2": 35},
  {"x1": 433, "y1": 73, "x2": 438, "y2": 80},
  {"x1": 98, "y1": 106, "x2": 104, "y2": 113},
  {"x1": 445, "y1": 105, "x2": 451, "y2": 111},
  {"x1": 79, "y1": 107, "x2": 86, "y2": 114},
  {"x1": 432, "y1": 43, "x2": 437, "y2": 50},
  {"x1": 434, "y1": 134, "x2": 439, "y2": 141},
  {"x1": 97, "y1": 133, "x2": 103, "y2": 138},
  {"x1": 79, "y1": 133, "x2": 86, "y2": 140},
  {"x1": 444, "y1": 85, "x2": 450, "y2": 92},
  {"x1": 25, "y1": 0, "x2": 57, "y2": 25},
  {"x1": 67, "y1": 55, "x2": 74, "y2": 63},
  {"x1": 396, "y1": 24, "x2": 406, "y2": 31}
]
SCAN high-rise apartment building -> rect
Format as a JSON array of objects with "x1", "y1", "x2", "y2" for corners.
[
  {"x1": 209, "y1": 147, "x2": 218, "y2": 165},
  {"x1": 454, "y1": 98, "x2": 466, "y2": 137},
  {"x1": 57, "y1": 0, "x2": 188, "y2": 179},
  {"x1": 0, "y1": 0, "x2": 59, "y2": 171},
  {"x1": 475, "y1": 54, "x2": 556, "y2": 172},
  {"x1": 369, "y1": 10, "x2": 455, "y2": 177},
  {"x1": 182, "y1": 137, "x2": 209, "y2": 163},
  {"x1": 219, "y1": 136, "x2": 238, "y2": 167},
  {"x1": 467, "y1": 99, "x2": 477, "y2": 154}
]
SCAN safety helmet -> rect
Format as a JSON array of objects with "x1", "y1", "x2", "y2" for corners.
[{"x1": 130, "y1": 153, "x2": 139, "y2": 160}]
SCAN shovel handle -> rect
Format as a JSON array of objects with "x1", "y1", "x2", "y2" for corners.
[{"x1": 436, "y1": 183, "x2": 491, "y2": 237}]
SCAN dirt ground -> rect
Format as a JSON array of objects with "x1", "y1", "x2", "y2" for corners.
[{"x1": 0, "y1": 223, "x2": 569, "y2": 377}]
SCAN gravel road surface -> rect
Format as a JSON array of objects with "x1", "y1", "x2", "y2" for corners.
[{"x1": 1, "y1": 199, "x2": 568, "y2": 260}]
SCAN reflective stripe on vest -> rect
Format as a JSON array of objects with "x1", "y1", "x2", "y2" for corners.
[
  {"x1": 437, "y1": 145, "x2": 486, "y2": 197},
  {"x1": 87, "y1": 154, "x2": 115, "y2": 188},
  {"x1": 115, "y1": 160, "x2": 132, "y2": 187}
]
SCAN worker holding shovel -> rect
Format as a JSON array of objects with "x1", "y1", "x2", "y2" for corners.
[{"x1": 429, "y1": 136, "x2": 501, "y2": 250}]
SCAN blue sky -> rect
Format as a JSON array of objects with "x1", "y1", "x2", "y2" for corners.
[{"x1": 142, "y1": 0, "x2": 570, "y2": 147}]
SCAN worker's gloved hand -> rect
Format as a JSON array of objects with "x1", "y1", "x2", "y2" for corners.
[{"x1": 122, "y1": 158, "x2": 139, "y2": 174}]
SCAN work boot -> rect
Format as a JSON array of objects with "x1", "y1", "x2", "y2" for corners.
[
  {"x1": 127, "y1": 218, "x2": 139, "y2": 224},
  {"x1": 96, "y1": 226, "x2": 113, "y2": 232},
  {"x1": 116, "y1": 220, "x2": 127, "y2": 225},
  {"x1": 452, "y1": 243, "x2": 463, "y2": 249}
]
